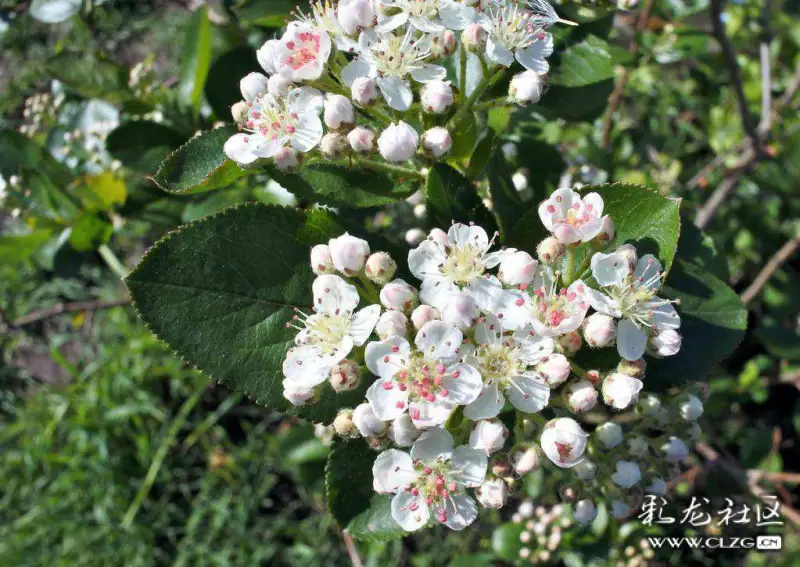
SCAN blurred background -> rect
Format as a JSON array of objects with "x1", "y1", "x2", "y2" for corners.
[{"x1": 0, "y1": 0, "x2": 798, "y2": 565}]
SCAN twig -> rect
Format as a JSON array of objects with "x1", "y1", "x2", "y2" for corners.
[
  {"x1": 599, "y1": 0, "x2": 654, "y2": 148},
  {"x1": 740, "y1": 236, "x2": 800, "y2": 304},
  {"x1": 694, "y1": 147, "x2": 756, "y2": 229},
  {"x1": 748, "y1": 470, "x2": 800, "y2": 484},
  {"x1": 0, "y1": 298, "x2": 130, "y2": 334},
  {"x1": 342, "y1": 531, "x2": 364, "y2": 567},
  {"x1": 757, "y1": 0, "x2": 773, "y2": 135}
]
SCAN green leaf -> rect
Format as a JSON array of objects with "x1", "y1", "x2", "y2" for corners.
[
  {"x1": 125, "y1": 203, "x2": 369, "y2": 423},
  {"x1": 232, "y1": 0, "x2": 295, "y2": 27},
  {"x1": 549, "y1": 35, "x2": 614, "y2": 87},
  {"x1": 449, "y1": 112, "x2": 480, "y2": 162},
  {"x1": 268, "y1": 164, "x2": 415, "y2": 208},
  {"x1": 106, "y1": 121, "x2": 185, "y2": 173},
  {"x1": 487, "y1": 149, "x2": 524, "y2": 239},
  {"x1": 205, "y1": 48, "x2": 261, "y2": 120},
  {"x1": 179, "y1": 7, "x2": 214, "y2": 111},
  {"x1": 425, "y1": 164, "x2": 497, "y2": 234},
  {"x1": 0, "y1": 230, "x2": 54, "y2": 264},
  {"x1": 491, "y1": 524, "x2": 524, "y2": 561},
  {"x1": 465, "y1": 129, "x2": 496, "y2": 180},
  {"x1": 151, "y1": 126, "x2": 247, "y2": 194},
  {"x1": 68, "y1": 214, "x2": 112, "y2": 252},
  {"x1": 76, "y1": 172, "x2": 127, "y2": 211},
  {"x1": 46, "y1": 53, "x2": 131, "y2": 104},
  {"x1": 29, "y1": 0, "x2": 81, "y2": 23},
  {"x1": 0, "y1": 129, "x2": 72, "y2": 185},
  {"x1": 538, "y1": 79, "x2": 615, "y2": 122}
]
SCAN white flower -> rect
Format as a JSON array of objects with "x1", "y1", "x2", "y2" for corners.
[
  {"x1": 573, "y1": 459, "x2": 597, "y2": 480},
  {"x1": 565, "y1": 379, "x2": 597, "y2": 413},
  {"x1": 462, "y1": 22, "x2": 487, "y2": 50},
  {"x1": 380, "y1": 279, "x2": 419, "y2": 312},
  {"x1": 540, "y1": 417, "x2": 588, "y2": 468},
  {"x1": 469, "y1": 419, "x2": 508, "y2": 455},
  {"x1": 295, "y1": 1, "x2": 357, "y2": 52},
  {"x1": 240, "y1": 72, "x2": 270, "y2": 102},
  {"x1": 480, "y1": 3, "x2": 554, "y2": 72},
  {"x1": 585, "y1": 249, "x2": 681, "y2": 361},
  {"x1": 329, "y1": 232, "x2": 371, "y2": 275},
  {"x1": 421, "y1": 80, "x2": 454, "y2": 114},
  {"x1": 373, "y1": 428, "x2": 487, "y2": 530},
  {"x1": 476, "y1": 477, "x2": 509, "y2": 509},
  {"x1": 274, "y1": 147, "x2": 300, "y2": 171},
  {"x1": 509, "y1": 71, "x2": 543, "y2": 104},
  {"x1": 351, "y1": 76, "x2": 380, "y2": 105},
  {"x1": 573, "y1": 500, "x2": 596, "y2": 526},
  {"x1": 342, "y1": 29, "x2": 446, "y2": 111},
  {"x1": 594, "y1": 422, "x2": 623, "y2": 449},
  {"x1": 439, "y1": 291, "x2": 479, "y2": 330},
  {"x1": 282, "y1": 380, "x2": 316, "y2": 406},
  {"x1": 282, "y1": 274, "x2": 380, "y2": 392},
  {"x1": 388, "y1": 413, "x2": 421, "y2": 447},
  {"x1": 378, "y1": 121, "x2": 420, "y2": 162},
  {"x1": 354, "y1": 402, "x2": 388, "y2": 437},
  {"x1": 535, "y1": 353, "x2": 570, "y2": 387},
  {"x1": 680, "y1": 395, "x2": 704, "y2": 421},
  {"x1": 408, "y1": 224, "x2": 510, "y2": 313},
  {"x1": 661, "y1": 437, "x2": 689, "y2": 462},
  {"x1": 646, "y1": 477, "x2": 668, "y2": 495},
  {"x1": 463, "y1": 314, "x2": 553, "y2": 420},
  {"x1": 411, "y1": 305, "x2": 440, "y2": 330},
  {"x1": 347, "y1": 126, "x2": 376, "y2": 153},
  {"x1": 268, "y1": 74, "x2": 293, "y2": 97},
  {"x1": 498, "y1": 250, "x2": 538, "y2": 288},
  {"x1": 376, "y1": 310, "x2": 409, "y2": 339},
  {"x1": 649, "y1": 329, "x2": 682, "y2": 358},
  {"x1": 274, "y1": 21, "x2": 332, "y2": 81},
  {"x1": 511, "y1": 446, "x2": 540, "y2": 475},
  {"x1": 323, "y1": 94, "x2": 355, "y2": 129},
  {"x1": 223, "y1": 87, "x2": 324, "y2": 165},
  {"x1": 582, "y1": 313, "x2": 617, "y2": 348},
  {"x1": 377, "y1": 0, "x2": 477, "y2": 33},
  {"x1": 310, "y1": 244, "x2": 334, "y2": 275},
  {"x1": 601, "y1": 372, "x2": 643, "y2": 410},
  {"x1": 538, "y1": 188, "x2": 609, "y2": 244},
  {"x1": 365, "y1": 321, "x2": 482, "y2": 428},
  {"x1": 422, "y1": 127, "x2": 453, "y2": 157},
  {"x1": 338, "y1": 0, "x2": 377, "y2": 35},
  {"x1": 257, "y1": 39, "x2": 279, "y2": 74},
  {"x1": 366, "y1": 252, "x2": 397, "y2": 284},
  {"x1": 611, "y1": 460, "x2": 641, "y2": 489}
]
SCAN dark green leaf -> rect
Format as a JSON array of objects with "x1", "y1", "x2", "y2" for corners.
[
  {"x1": 68, "y1": 214, "x2": 112, "y2": 252},
  {"x1": 491, "y1": 524, "x2": 524, "y2": 561},
  {"x1": 106, "y1": 122, "x2": 186, "y2": 173},
  {"x1": 425, "y1": 164, "x2": 497, "y2": 233},
  {"x1": 487, "y1": 149, "x2": 524, "y2": 239},
  {"x1": 205, "y1": 48, "x2": 262, "y2": 120},
  {"x1": 46, "y1": 53, "x2": 131, "y2": 104},
  {"x1": 539, "y1": 79, "x2": 615, "y2": 122},
  {"x1": 549, "y1": 35, "x2": 614, "y2": 87},
  {"x1": 232, "y1": 0, "x2": 295, "y2": 27},
  {"x1": 0, "y1": 129, "x2": 72, "y2": 184},
  {"x1": 179, "y1": 7, "x2": 214, "y2": 111},
  {"x1": 466, "y1": 129, "x2": 496, "y2": 180}
]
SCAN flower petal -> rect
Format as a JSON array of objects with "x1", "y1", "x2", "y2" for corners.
[
  {"x1": 365, "y1": 336, "x2": 411, "y2": 380},
  {"x1": 377, "y1": 76, "x2": 413, "y2": 111},
  {"x1": 408, "y1": 239, "x2": 446, "y2": 280},
  {"x1": 350, "y1": 304, "x2": 381, "y2": 345},
  {"x1": 591, "y1": 251, "x2": 631, "y2": 287},
  {"x1": 410, "y1": 64, "x2": 447, "y2": 83},
  {"x1": 652, "y1": 302, "x2": 681, "y2": 331},
  {"x1": 617, "y1": 319, "x2": 648, "y2": 361},
  {"x1": 367, "y1": 379, "x2": 409, "y2": 421},
  {"x1": 373, "y1": 449, "x2": 416, "y2": 493},
  {"x1": 411, "y1": 427, "x2": 454, "y2": 462},
  {"x1": 282, "y1": 345, "x2": 330, "y2": 386},
  {"x1": 464, "y1": 382, "x2": 505, "y2": 420},
  {"x1": 391, "y1": 491, "x2": 430, "y2": 531},
  {"x1": 447, "y1": 223, "x2": 489, "y2": 249},
  {"x1": 409, "y1": 399, "x2": 453, "y2": 429},
  {"x1": 341, "y1": 57, "x2": 373, "y2": 87},
  {"x1": 516, "y1": 331, "x2": 555, "y2": 365},
  {"x1": 441, "y1": 493, "x2": 479, "y2": 530},
  {"x1": 467, "y1": 276, "x2": 503, "y2": 312},
  {"x1": 415, "y1": 321, "x2": 463, "y2": 363},
  {"x1": 635, "y1": 254, "x2": 663, "y2": 291},
  {"x1": 486, "y1": 36, "x2": 514, "y2": 67},
  {"x1": 440, "y1": 363, "x2": 482, "y2": 406},
  {"x1": 507, "y1": 372, "x2": 550, "y2": 413},
  {"x1": 287, "y1": 86, "x2": 324, "y2": 115},
  {"x1": 313, "y1": 274, "x2": 360, "y2": 314},
  {"x1": 223, "y1": 133, "x2": 259, "y2": 165},
  {"x1": 450, "y1": 446, "x2": 488, "y2": 488},
  {"x1": 474, "y1": 314, "x2": 503, "y2": 346}
]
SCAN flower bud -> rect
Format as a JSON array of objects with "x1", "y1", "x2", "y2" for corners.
[
  {"x1": 556, "y1": 331, "x2": 582, "y2": 356},
  {"x1": 333, "y1": 408, "x2": 358, "y2": 437},
  {"x1": 240, "y1": 72, "x2": 269, "y2": 102},
  {"x1": 512, "y1": 170, "x2": 529, "y2": 192},
  {"x1": 470, "y1": 419, "x2": 508, "y2": 456},
  {"x1": 649, "y1": 329, "x2": 682, "y2": 357},
  {"x1": 617, "y1": 358, "x2": 646, "y2": 378},
  {"x1": 353, "y1": 402, "x2": 387, "y2": 437},
  {"x1": 476, "y1": 477, "x2": 509, "y2": 509},
  {"x1": 582, "y1": 313, "x2": 617, "y2": 348},
  {"x1": 268, "y1": 74, "x2": 293, "y2": 97},
  {"x1": 351, "y1": 76, "x2": 380, "y2": 106},
  {"x1": 375, "y1": 310, "x2": 408, "y2": 339},
  {"x1": 573, "y1": 459, "x2": 597, "y2": 480},
  {"x1": 405, "y1": 228, "x2": 426, "y2": 246},
  {"x1": 596, "y1": 216, "x2": 615, "y2": 243},
  {"x1": 387, "y1": 414, "x2": 420, "y2": 447},
  {"x1": 615, "y1": 244, "x2": 638, "y2": 272},
  {"x1": 611, "y1": 460, "x2": 642, "y2": 488},
  {"x1": 586, "y1": 369, "x2": 601, "y2": 385},
  {"x1": 610, "y1": 500, "x2": 631, "y2": 519},
  {"x1": 498, "y1": 250, "x2": 538, "y2": 287},
  {"x1": 628, "y1": 436, "x2": 650, "y2": 458},
  {"x1": 329, "y1": 359, "x2": 361, "y2": 392},
  {"x1": 565, "y1": 379, "x2": 597, "y2": 413},
  {"x1": 410, "y1": 305, "x2": 440, "y2": 330},
  {"x1": 679, "y1": 395, "x2": 704, "y2": 421},
  {"x1": 421, "y1": 127, "x2": 452, "y2": 158},
  {"x1": 320, "y1": 132, "x2": 349, "y2": 159},
  {"x1": 421, "y1": 80, "x2": 454, "y2": 114},
  {"x1": 661, "y1": 437, "x2": 689, "y2": 463},
  {"x1": 536, "y1": 354, "x2": 571, "y2": 387},
  {"x1": 337, "y1": 0, "x2": 376, "y2": 35},
  {"x1": 347, "y1": 126, "x2": 375, "y2": 153},
  {"x1": 540, "y1": 418, "x2": 588, "y2": 468},
  {"x1": 282, "y1": 380, "x2": 315, "y2": 406},
  {"x1": 638, "y1": 393, "x2": 661, "y2": 416},
  {"x1": 324, "y1": 94, "x2": 355, "y2": 130},
  {"x1": 440, "y1": 292, "x2": 479, "y2": 330},
  {"x1": 462, "y1": 23, "x2": 487, "y2": 51},
  {"x1": 231, "y1": 101, "x2": 249, "y2": 124},
  {"x1": 509, "y1": 71, "x2": 543, "y2": 105},
  {"x1": 595, "y1": 422, "x2": 623, "y2": 449},
  {"x1": 329, "y1": 233, "x2": 370, "y2": 275},
  {"x1": 602, "y1": 372, "x2": 643, "y2": 410},
  {"x1": 536, "y1": 236, "x2": 566, "y2": 263},
  {"x1": 379, "y1": 279, "x2": 418, "y2": 312},
  {"x1": 274, "y1": 147, "x2": 301, "y2": 172},
  {"x1": 310, "y1": 244, "x2": 335, "y2": 275},
  {"x1": 511, "y1": 446, "x2": 540, "y2": 475},
  {"x1": 573, "y1": 500, "x2": 597, "y2": 526},
  {"x1": 430, "y1": 29, "x2": 456, "y2": 57},
  {"x1": 365, "y1": 251, "x2": 397, "y2": 284},
  {"x1": 378, "y1": 121, "x2": 419, "y2": 162},
  {"x1": 646, "y1": 477, "x2": 667, "y2": 496},
  {"x1": 413, "y1": 204, "x2": 427, "y2": 219},
  {"x1": 256, "y1": 39, "x2": 278, "y2": 74}
]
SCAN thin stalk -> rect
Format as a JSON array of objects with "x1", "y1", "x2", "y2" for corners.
[
  {"x1": 449, "y1": 62, "x2": 507, "y2": 129},
  {"x1": 459, "y1": 43, "x2": 468, "y2": 95},
  {"x1": 353, "y1": 158, "x2": 427, "y2": 180},
  {"x1": 98, "y1": 244, "x2": 127, "y2": 280}
]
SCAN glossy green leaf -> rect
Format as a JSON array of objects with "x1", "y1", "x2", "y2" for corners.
[
  {"x1": 125, "y1": 203, "x2": 370, "y2": 423},
  {"x1": 425, "y1": 164, "x2": 497, "y2": 233},
  {"x1": 549, "y1": 35, "x2": 614, "y2": 87},
  {"x1": 151, "y1": 126, "x2": 247, "y2": 194},
  {"x1": 68, "y1": 214, "x2": 112, "y2": 252},
  {"x1": 466, "y1": 129, "x2": 496, "y2": 180},
  {"x1": 106, "y1": 121, "x2": 185, "y2": 173},
  {"x1": 179, "y1": 7, "x2": 213, "y2": 111},
  {"x1": 538, "y1": 79, "x2": 615, "y2": 122},
  {"x1": 205, "y1": 48, "x2": 261, "y2": 120}
]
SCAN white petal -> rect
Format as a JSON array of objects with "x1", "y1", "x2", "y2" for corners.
[
  {"x1": 582, "y1": 192, "x2": 605, "y2": 216},
  {"x1": 591, "y1": 251, "x2": 630, "y2": 287},
  {"x1": 376, "y1": 12, "x2": 408, "y2": 33},
  {"x1": 366, "y1": 379, "x2": 409, "y2": 421},
  {"x1": 516, "y1": 34, "x2": 554, "y2": 75},
  {"x1": 450, "y1": 446, "x2": 487, "y2": 488},
  {"x1": 635, "y1": 254, "x2": 663, "y2": 292},
  {"x1": 290, "y1": 113, "x2": 323, "y2": 152},
  {"x1": 415, "y1": 321, "x2": 463, "y2": 363},
  {"x1": 486, "y1": 36, "x2": 514, "y2": 67},
  {"x1": 392, "y1": 491, "x2": 430, "y2": 531},
  {"x1": 410, "y1": 64, "x2": 448, "y2": 83},
  {"x1": 341, "y1": 58, "x2": 373, "y2": 87},
  {"x1": 438, "y1": 0, "x2": 476, "y2": 30},
  {"x1": 365, "y1": 336, "x2": 411, "y2": 380},
  {"x1": 408, "y1": 239, "x2": 446, "y2": 280},
  {"x1": 440, "y1": 363, "x2": 482, "y2": 406},
  {"x1": 408, "y1": 15, "x2": 444, "y2": 33},
  {"x1": 617, "y1": 319, "x2": 648, "y2": 361},
  {"x1": 474, "y1": 315, "x2": 503, "y2": 346},
  {"x1": 350, "y1": 304, "x2": 381, "y2": 345},
  {"x1": 252, "y1": 136, "x2": 288, "y2": 159},
  {"x1": 516, "y1": 332, "x2": 555, "y2": 365},
  {"x1": 551, "y1": 223, "x2": 582, "y2": 244},
  {"x1": 467, "y1": 276, "x2": 503, "y2": 312},
  {"x1": 585, "y1": 287, "x2": 621, "y2": 318},
  {"x1": 652, "y1": 302, "x2": 681, "y2": 331},
  {"x1": 223, "y1": 133, "x2": 259, "y2": 165},
  {"x1": 488, "y1": 290, "x2": 533, "y2": 332},
  {"x1": 377, "y1": 76, "x2": 413, "y2": 111},
  {"x1": 447, "y1": 224, "x2": 488, "y2": 249},
  {"x1": 411, "y1": 427, "x2": 454, "y2": 463},
  {"x1": 419, "y1": 277, "x2": 460, "y2": 311},
  {"x1": 282, "y1": 346, "x2": 330, "y2": 387},
  {"x1": 313, "y1": 274, "x2": 359, "y2": 314},
  {"x1": 409, "y1": 399, "x2": 454, "y2": 428},
  {"x1": 287, "y1": 86, "x2": 324, "y2": 115},
  {"x1": 374, "y1": 449, "x2": 416, "y2": 493},
  {"x1": 507, "y1": 372, "x2": 550, "y2": 413},
  {"x1": 441, "y1": 493, "x2": 479, "y2": 530},
  {"x1": 464, "y1": 382, "x2": 505, "y2": 420}
]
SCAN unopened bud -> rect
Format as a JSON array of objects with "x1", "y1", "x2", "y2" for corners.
[
  {"x1": 498, "y1": 250, "x2": 538, "y2": 287},
  {"x1": 491, "y1": 454, "x2": 513, "y2": 476},
  {"x1": 351, "y1": 76, "x2": 380, "y2": 106},
  {"x1": 330, "y1": 359, "x2": 361, "y2": 392},
  {"x1": 574, "y1": 500, "x2": 597, "y2": 526},
  {"x1": 649, "y1": 329, "x2": 682, "y2": 358},
  {"x1": 324, "y1": 93, "x2": 355, "y2": 130},
  {"x1": 511, "y1": 446, "x2": 540, "y2": 475},
  {"x1": 240, "y1": 72, "x2": 269, "y2": 102},
  {"x1": 378, "y1": 121, "x2": 419, "y2": 162},
  {"x1": 611, "y1": 460, "x2": 642, "y2": 488},
  {"x1": 583, "y1": 313, "x2": 617, "y2": 348},
  {"x1": 310, "y1": 244, "x2": 335, "y2": 275},
  {"x1": 661, "y1": 436, "x2": 689, "y2": 463},
  {"x1": 405, "y1": 228, "x2": 426, "y2": 246},
  {"x1": 421, "y1": 80, "x2": 454, "y2": 114},
  {"x1": 556, "y1": 331, "x2": 582, "y2": 356},
  {"x1": 595, "y1": 216, "x2": 615, "y2": 243},
  {"x1": 333, "y1": 409, "x2": 358, "y2": 437},
  {"x1": 679, "y1": 394, "x2": 704, "y2": 421},
  {"x1": 540, "y1": 418, "x2": 588, "y2": 468},
  {"x1": 274, "y1": 147, "x2": 301, "y2": 172},
  {"x1": 365, "y1": 251, "x2": 397, "y2": 284},
  {"x1": 617, "y1": 357, "x2": 646, "y2": 378},
  {"x1": 565, "y1": 379, "x2": 597, "y2": 413},
  {"x1": 573, "y1": 459, "x2": 597, "y2": 480},
  {"x1": 375, "y1": 310, "x2": 408, "y2": 339},
  {"x1": 469, "y1": 419, "x2": 508, "y2": 456},
  {"x1": 537, "y1": 236, "x2": 565, "y2": 264},
  {"x1": 462, "y1": 23, "x2": 486, "y2": 51},
  {"x1": 268, "y1": 74, "x2": 293, "y2": 97},
  {"x1": 231, "y1": 101, "x2": 249, "y2": 124},
  {"x1": 638, "y1": 393, "x2": 661, "y2": 416},
  {"x1": 602, "y1": 372, "x2": 643, "y2": 410},
  {"x1": 509, "y1": 71, "x2": 543, "y2": 105},
  {"x1": 320, "y1": 132, "x2": 349, "y2": 159},
  {"x1": 536, "y1": 354, "x2": 571, "y2": 387},
  {"x1": 379, "y1": 279, "x2": 418, "y2": 312},
  {"x1": 594, "y1": 422, "x2": 623, "y2": 449},
  {"x1": 347, "y1": 126, "x2": 375, "y2": 153},
  {"x1": 476, "y1": 477, "x2": 509, "y2": 509},
  {"x1": 329, "y1": 233, "x2": 370, "y2": 275},
  {"x1": 627, "y1": 436, "x2": 650, "y2": 458},
  {"x1": 387, "y1": 414, "x2": 420, "y2": 447},
  {"x1": 337, "y1": 0, "x2": 376, "y2": 35},
  {"x1": 353, "y1": 402, "x2": 387, "y2": 437},
  {"x1": 421, "y1": 127, "x2": 452, "y2": 158},
  {"x1": 410, "y1": 304, "x2": 440, "y2": 330}
]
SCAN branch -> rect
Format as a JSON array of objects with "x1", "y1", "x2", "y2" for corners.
[
  {"x1": 599, "y1": 0, "x2": 654, "y2": 148},
  {"x1": 693, "y1": 146, "x2": 756, "y2": 229},
  {"x1": 342, "y1": 531, "x2": 363, "y2": 567},
  {"x1": 0, "y1": 298, "x2": 130, "y2": 334},
  {"x1": 757, "y1": 0, "x2": 773, "y2": 135},
  {"x1": 740, "y1": 235, "x2": 800, "y2": 304}
]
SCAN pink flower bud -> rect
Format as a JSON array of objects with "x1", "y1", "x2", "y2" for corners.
[
  {"x1": 421, "y1": 80, "x2": 454, "y2": 114},
  {"x1": 310, "y1": 244, "x2": 334, "y2": 275},
  {"x1": 330, "y1": 359, "x2": 361, "y2": 392},
  {"x1": 320, "y1": 132, "x2": 349, "y2": 159},
  {"x1": 498, "y1": 250, "x2": 538, "y2": 287},
  {"x1": 347, "y1": 126, "x2": 375, "y2": 153},
  {"x1": 511, "y1": 446, "x2": 540, "y2": 475},
  {"x1": 324, "y1": 94, "x2": 355, "y2": 130},
  {"x1": 536, "y1": 236, "x2": 565, "y2": 263},
  {"x1": 476, "y1": 477, "x2": 509, "y2": 509},
  {"x1": 410, "y1": 305, "x2": 440, "y2": 330},
  {"x1": 375, "y1": 310, "x2": 408, "y2": 340},
  {"x1": 582, "y1": 313, "x2": 617, "y2": 348},
  {"x1": 617, "y1": 358, "x2": 646, "y2": 378},
  {"x1": 240, "y1": 72, "x2": 269, "y2": 103},
  {"x1": 509, "y1": 71, "x2": 543, "y2": 105},
  {"x1": 365, "y1": 251, "x2": 397, "y2": 284},
  {"x1": 337, "y1": 0, "x2": 376, "y2": 35},
  {"x1": 536, "y1": 354, "x2": 571, "y2": 387},
  {"x1": 379, "y1": 279, "x2": 418, "y2": 312},
  {"x1": 421, "y1": 127, "x2": 452, "y2": 158},
  {"x1": 565, "y1": 379, "x2": 597, "y2": 413},
  {"x1": 556, "y1": 331, "x2": 582, "y2": 356},
  {"x1": 649, "y1": 329, "x2": 682, "y2": 357},
  {"x1": 469, "y1": 419, "x2": 508, "y2": 456},
  {"x1": 602, "y1": 372, "x2": 643, "y2": 410},
  {"x1": 329, "y1": 233, "x2": 370, "y2": 275},
  {"x1": 540, "y1": 417, "x2": 588, "y2": 468},
  {"x1": 378, "y1": 122, "x2": 419, "y2": 162},
  {"x1": 461, "y1": 23, "x2": 487, "y2": 51},
  {"x1": 351, "y1": 76, "x2": 379, "y2": 106}
]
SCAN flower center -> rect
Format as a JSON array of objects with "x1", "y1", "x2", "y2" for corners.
[
  {"x1": 486, "y1": 4, "x2": 540, "y2": 51},
  {"x1": 302, "y1": 313, "x2": 351, "y2": 355},
  {"x1": 400, "y1": 459, "x2": 464, "y2": 523},
  {"x1": 283, "y1": 30, "x2": 324, "y2": 70},
  {"x1": 531, "y1": 282, "x2": 587, "y2": 329},
  {"x1": 440, "y1": 244, "x2": 484, "y2": 285},
  {"x1": 245, "y1": 97, "x2": 298, "y2": 142},
  {"x1": 384, "y1": 352, "x2": 461, "y2": 411},
  {"x1": 475, "y1": 342, "x2": 521, "y2": 383},
  {"x1": 400, "y1": 0, "x2": 440, "y2": 18},
  {"x1": 370, "y1": 33, "x2": 427, "y2": 77}
]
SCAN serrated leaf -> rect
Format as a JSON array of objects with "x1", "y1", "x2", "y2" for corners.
[
  {"x1": 106, "y1": 121, "x2": 185, "y2": 173},
  {"x1": 179, "y1": 7, "x2": 213, "y2": 111},
  {"x1": 268, "y1": 164, "x2": 416, "y2": 208},
  {"x1": 425, "y1": 164, "x2": 497, "y2": 234},
  {"x1": 125, "y1": 203, "x2": 370, "y2": 423},
  {"x1": 151, "y1": 127, "x2": 247, "y2": 193},
  {"x1": 549, "y1": 35, "x2": 614, "y2": 87},
  {"x1": 346, "y1": 495, "x2": 407, "y2": 542}
]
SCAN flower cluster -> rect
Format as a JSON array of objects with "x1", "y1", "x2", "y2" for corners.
[
  {"x1": 511, "y1": 501, "x2": 573, "y2": 563},
  {"x1": 283, "y1": 188, "x2": 695, "y2": 532},
  {"x1": 224, "y1": 0, "x2": 573, "y2": 170}
]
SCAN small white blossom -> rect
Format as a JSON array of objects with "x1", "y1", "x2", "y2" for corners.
[
  {"x1": 347, "y1": 126, "x2": 376, "y2": 153},
  {"x1": 540, "y1": 417, "x2": 588, "y2": 468},
  {"x1": 538, "y1": 188, "x2": 609, "y2": 244},
  {"x1": 274, "y1": 21, "x2": 332, "y2": 81},
  {"x1": 439, "y1": 291, "x2": 479, "y2": 330},
  {"x1": 611, "y1": 460, "x2": 641, "y2": 489},
  {"x1": 274, "y1": 147, "x2": 301, "y2": 171},
  {"x1": 480, "y1": 2, "x2": 554, "y2": 72},
  {"x1": 476, "y1": 477, "x2": 509, "y2": 509},
  {"x1": 498, "y1": 250, "x2": 538, "y2": 287},
  {"x1": 565, "y1": 379, "x2": 597, "y2": 413},
  {"x1": 421, "y1": 80, "x2": 454, "y2": 114},
  {"x1": 511, "y1": 446, "x2": 540, "y2": 475},
  {"x1": 573, "y1": 500, "x2": 596, "y2": 526},
  {"x1": 323, "y1": 94, "x2": 355, "y2": 129},
  {"x1": 469, "y1": 419, "x2": 508, "y2": 455},
  {"x1": 661, "y1": 436, "x2": 689, "y2": 463},
  {"x1": 509, "y1": 71, "x2": 543, "y2": 104},
  {"x1": 377, "y1": 0, "x2": 477, "y2": 34},
  {"x1": 376, "y1": 310, "x2": 409, "y2": 339},
  {"x1": 380, "y1": 279, "x2": 419, "y2": 312},
  {"x1": 602, "y1": 372, "x2": 643, "y2": 410},
  {"x1": 422, "y1": 127, "x2": 453, "y2": 157},
  {"x1": 680, "y1": 395, "x2": 704, "y2": 421},
  {"x1": 378, "y1": 121, "x2": 420, "y2": 162}
]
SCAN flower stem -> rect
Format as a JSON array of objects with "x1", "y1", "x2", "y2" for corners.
[
  {"x1": 448, "y1": 61, "x2": 507, "y2": 130},
  {"x1": 98, "y1": 244, "x2": 127, "y2": 280},
  {"x1": 353, "y1": 158, "x2": 427, "y2": 180},
  {"x1": 459, "y1": 43, "x2": 468, "y2": 95},
  {"x1": 562, "y1": 246, "x2": 578, "y2": 286}
]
